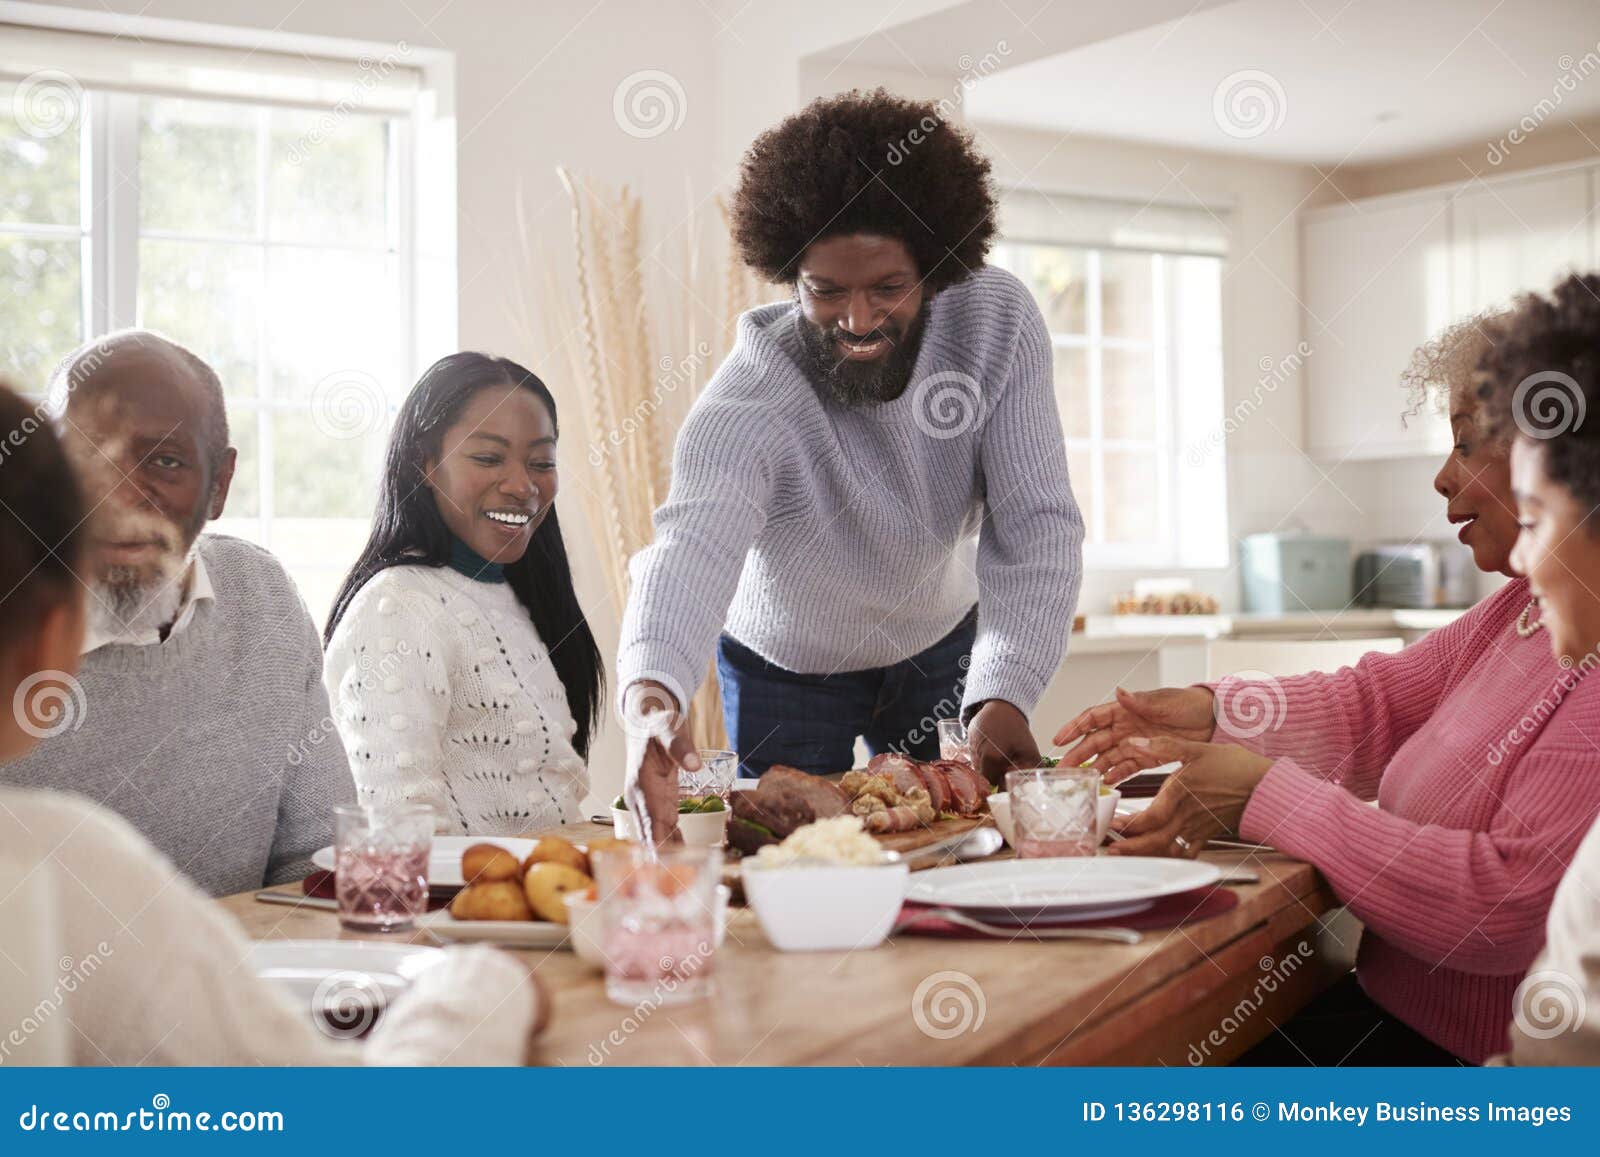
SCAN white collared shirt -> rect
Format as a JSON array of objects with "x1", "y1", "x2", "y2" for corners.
[{"x1": 82, "y1": 554, "x2": 215, "y2": 652}]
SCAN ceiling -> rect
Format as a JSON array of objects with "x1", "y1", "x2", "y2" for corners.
[{"x1": 956, "y1": 0, "x2": 1600, "y2": 165}]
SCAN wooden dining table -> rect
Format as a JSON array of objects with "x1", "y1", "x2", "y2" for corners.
[{"x1": 220, "y1": 823, "x2": 1343, "y2": 1066}]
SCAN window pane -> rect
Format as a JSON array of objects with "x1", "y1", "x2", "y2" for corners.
[
  {"x1": 268, "y1": 111, "x2": 389, "y2": 245},
  {"x1": 1066, "y1": 443, "x2": 1096, "y2": 542},
  {"x1": 267, "y1": 517, "x2": 371, "y2": 626},
  {"x1": 1171, "y1": 255, "x2": 1222, "y2": 348},
  {"x1": 1052, "y1": 345, "x2": 1090, "y2": 439},
  {"x1": 1013, "y1": 244, "x2": 1087, "y2": 334},
  {"x1": 1102, "y1": 347, "x2": 1157, "y2": 441},
  {"x1": 137, "y1": 239, "x2": 260, "y2": 398},
  {"x1": 0, "y1": 82, "x2": 81, "y2": 227},
  {"x1": 0, "y1": 233, "x2": 81, "y2": 386},
  {"x1": 139, "y1": 98, "x2": 258, "y2": 236},
  {"x1": 264, "y1": 249, "x2": 401, "y2": 404},
  {"x1": 222, "y1": 406, "x2": 261, "y2": 518},
  {"x1": 272, "y1": 411, "x2": 387, "y2": 519},
  {"x1": 1103, "y1": 451, "x2": 1160, "y2": 544},
  {"x1": 1101, "y1": 251, "x2": 1155, "y2": 340}
]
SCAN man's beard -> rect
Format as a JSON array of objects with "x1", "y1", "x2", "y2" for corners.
[
  {"x1": 794, "y1": 308, "x2": 926, "y2": 409},
  {"x1": 86, "y1": 504, "x2": 205, "y2": 640}
]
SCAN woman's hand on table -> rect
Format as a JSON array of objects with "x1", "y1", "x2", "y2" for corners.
[
  {"x1": 1104, "y1": 736, "x2": 1274, "y2": 858},
  {"x1": 967, "y1": 700, "x2": 1041, "y2": 784},
  {"x1": 1052, "y1": 686, "x2": 1217, "y2": 783},
  {"x1": 622, "y1": 680, "x2": 696, "y2": 846}
]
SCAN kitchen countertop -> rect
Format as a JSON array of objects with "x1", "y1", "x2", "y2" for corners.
[{"x1": 1069, "y1": 606, "x2": 1465, "y2": 655}]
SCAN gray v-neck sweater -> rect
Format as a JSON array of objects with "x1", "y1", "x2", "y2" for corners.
[
  {"x1": 4, "y1": 534, "x2": 355, "y2": 896},
  {"x1": 618, "y1": 264, "x2": 1084, "y2": 715}
]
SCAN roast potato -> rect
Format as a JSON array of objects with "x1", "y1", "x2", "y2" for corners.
[
  {"x1": 522, "y1": 835, "x2": 590, "y2": 876},
  {"x1": 523, "y1": 862, "x2": 592, "y2": 923},
  {"x1": 461, "y1": 843, "x2": 522, "y2": 884},
  {"x1": 449, "y1": 880, "x2": 534, "y2": 922}
]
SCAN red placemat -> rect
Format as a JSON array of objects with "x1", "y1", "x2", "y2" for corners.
[
  {"x1": 301, "y1": 870, "x2": 454, "y2": 912},
  {"x1": 893, "y1": 884, "x2": 1236, "y2": 939}
]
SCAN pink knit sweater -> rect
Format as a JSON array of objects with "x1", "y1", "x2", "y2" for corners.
[{"x1": 1222, "y1": 578, "x2": 1600, "y2": 1063}]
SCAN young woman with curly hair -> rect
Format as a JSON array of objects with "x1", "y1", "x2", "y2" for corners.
[
  {"x1": 1054, "y1": 296, "x2": 1600, "y2": 1065},
  {"x1": 1474, "y1": 273, "x2": 1600, "y2": 1065},
  {"x1": 619, "y1": 89, "x2": 1085, "y2": 838}
]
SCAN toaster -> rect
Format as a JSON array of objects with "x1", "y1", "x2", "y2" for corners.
[{"x1": 1354, "y1": 542, "x2": 1475, "y2": 608}]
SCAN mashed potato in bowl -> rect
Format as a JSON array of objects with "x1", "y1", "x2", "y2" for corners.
[{"x1": 752, "y1": 816, "x2": 888, "y2": 868}]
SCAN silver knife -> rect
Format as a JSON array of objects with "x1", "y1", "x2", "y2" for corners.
[{"x1": 254, "y1": 890, "x2": 339, "y2": 911}]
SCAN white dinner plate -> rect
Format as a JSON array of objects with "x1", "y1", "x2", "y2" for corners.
[
  {"x1": 415, "y1": 909, "x2": 571, "y2": 949},
  {"x1": 245, "y1": 939, "x2": 447, "y2": 1030},
  {"x1": 310, "y1": 835, "x2": 538, "y2": 887},
  {"x1": 906, "y1": 856, "x2": 1221, "y2": 920}
]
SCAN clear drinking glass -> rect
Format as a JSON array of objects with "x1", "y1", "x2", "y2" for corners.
[
  {"x1": 591, "y1": 844, "x2": 721, "y2": 1007},
  {"x1": 681, "y1": 748, "x2": 738, "y2": 803},
  {"x1": 937, "y1": 718, "x2": 970, "y2": 763},
  {"x1": 1006, "y1": 768, "x2": 1101, "y2": 858},
  {"x1": 334, "y1": 804, "x2": 433, "y2": 932}
]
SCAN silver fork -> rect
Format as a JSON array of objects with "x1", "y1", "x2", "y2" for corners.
[{"x1": 895, "y1": 907, "x2": 1142, "y2": 944}]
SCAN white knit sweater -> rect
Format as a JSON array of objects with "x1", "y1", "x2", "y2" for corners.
[
  {"x1": 324, "y1": 564, "x2": 587, "y2": 836},
  {"x1": 0, "y1": 788, "x2": 541, "y2": 1066}
]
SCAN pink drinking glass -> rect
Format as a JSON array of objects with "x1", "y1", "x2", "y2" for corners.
[
  {"x1": 937, "y1": 718, "x2": 971, "y2": 764},
  {"x1": 334, "y1": 804, "x2": 433, "y2": 933},
  {"x1": 1006, "y1": 768, "x2": 1100, "y2": 858},
  {"x1": 591, "y1": 844, "x2": 721, "y2": 1007}
]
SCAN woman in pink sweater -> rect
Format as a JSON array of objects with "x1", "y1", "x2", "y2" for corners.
[{"x1": 1055, "y1": 309, "x2": 1600, "y2": 1065}]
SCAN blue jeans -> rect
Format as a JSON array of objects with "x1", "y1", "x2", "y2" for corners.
[{"x1": 716, "y1": 607, "x2": 977, "y2": 778}]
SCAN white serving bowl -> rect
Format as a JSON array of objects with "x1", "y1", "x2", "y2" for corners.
[
  {"x1": 741, "y1": 860, "x2": 909, "y2": 951},
  {"x1": 675, "y1": 807, "x2": 730, "y2": 848},
  {"x1": 564, "y1": 884, "x2": 731, "y2": 969},
  {"x1": 610, "y1": 805, "x2": 727, "y2": 846},
  {"x1": 989, "y1": 789, "x2": 1121, "y2": 848}
]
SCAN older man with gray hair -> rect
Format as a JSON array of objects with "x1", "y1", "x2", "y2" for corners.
[{"x1": 3, "y1": 330, "x2": 355, "y2": 896}]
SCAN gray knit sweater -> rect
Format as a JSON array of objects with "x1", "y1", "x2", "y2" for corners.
[
  {"x1": 618, "y1": 264, "x2": 1084, "y2": 716},
  {"x1": 4, "y1": 534, "x2": 355, "y2": 896}
]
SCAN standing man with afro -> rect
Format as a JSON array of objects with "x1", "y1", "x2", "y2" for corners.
[{"x1": 620, "y1": 90, "x2": 1084, "y2": 838}]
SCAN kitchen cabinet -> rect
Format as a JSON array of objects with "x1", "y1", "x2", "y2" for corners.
[
  {"x1": 1452, "y1": 168, "x2": 1592, "y2": 315},
  {"x1": 1301, "y1": 192, "x2": 1455, "y2": 460},
  {"x1": 1302, "y1": 161, "x2": 1600, "y2": 462}
]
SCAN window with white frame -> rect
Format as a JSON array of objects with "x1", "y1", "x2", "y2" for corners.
[
  {"x1": 1, "y1": 26, "x2": 451, "y2": 622},
  {"x1": 993, "y1": 191, "x2": 1229, "y2": 571}
]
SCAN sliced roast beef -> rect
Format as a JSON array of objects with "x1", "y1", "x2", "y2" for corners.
[
  {"x1": 913, "y1": 762, "x2": 953, "y2": 812},
  {"x1": 935, "y1": 760, "x2": 986, "y2": 815}
]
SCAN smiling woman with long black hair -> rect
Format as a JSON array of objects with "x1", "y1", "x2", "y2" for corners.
[{"x1": 324, "y1": 353, "x2": 603, "y2": 836}]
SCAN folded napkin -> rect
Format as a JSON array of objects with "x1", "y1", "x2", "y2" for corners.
[
  {"x1": 301, "y1": 870, "x2": 453, "y2": 912},
  {"x1": 893, "y1": 884, "x2": 1237, "y2": 938}
]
